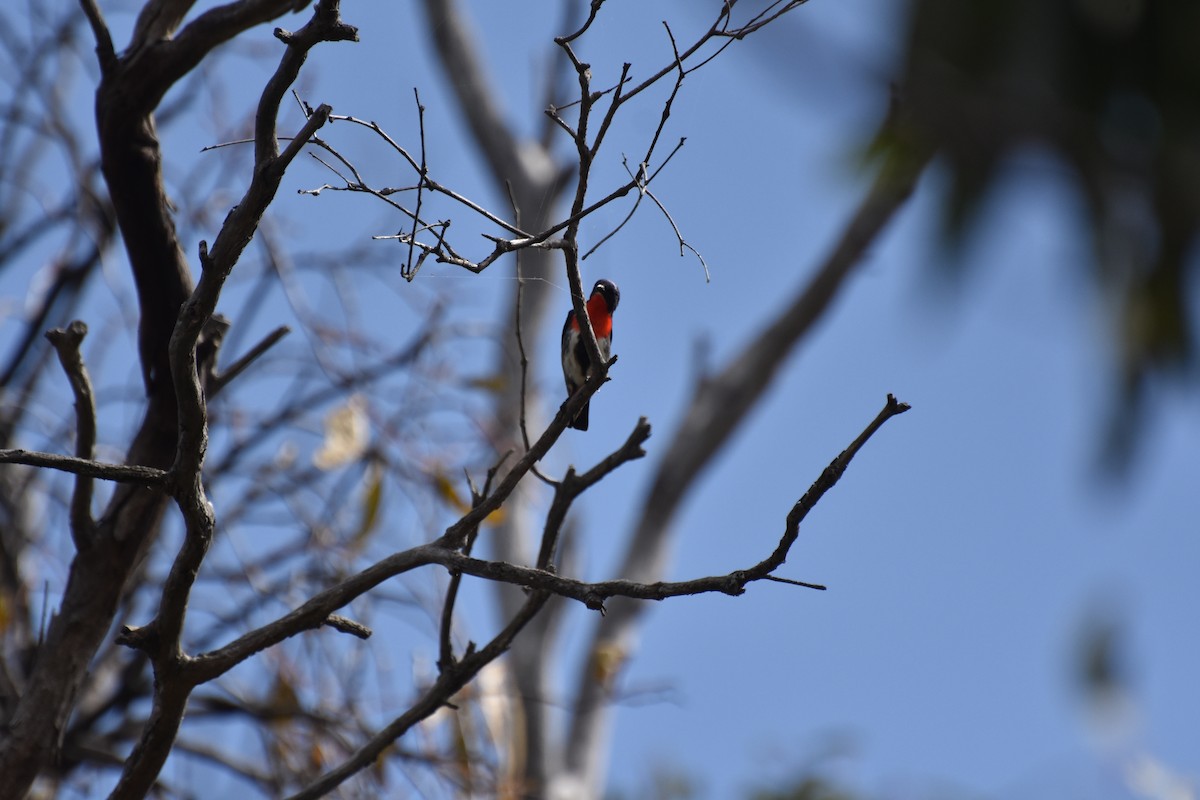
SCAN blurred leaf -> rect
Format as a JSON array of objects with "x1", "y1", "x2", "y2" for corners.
[
  {"x1": 348, "y1": 460, "x2": 384, "y2": 551},
  {"x1": 450, "y1": 705, "x2": 472, "y2": 789},
  {"x1": 433, "y1": 469, "x2": 471, "y2": 514},
  {"x1": 465, "y1": 373, "x2": 507, "y2": 394},
  {"x1": 431, "y1": 467, "x2": 506, "y2": 526},
  {"x1": 589, "y1": 642, "x2": 627, "y2": 689},
  {"x1": 266, "y1": 670, "x2": 301, "y2": 730},
  {"x1": 313, "y1": 394, "x2": 369, "y2": 470},
  {"x1": 307, "y1": 740, "x2": 325, "y2": 772}
]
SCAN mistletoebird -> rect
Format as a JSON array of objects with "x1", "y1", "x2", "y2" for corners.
[{"x1": 561, "y1": 278, "x2": 619, "y2": 431}]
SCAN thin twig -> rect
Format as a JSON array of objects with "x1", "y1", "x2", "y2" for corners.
[
  {"x1": 558, "y1": 0, "x2": 605, "y2": 44},
  {"x1": 320, "y1": 114, "x2": 530, "y2": 237},
  {"x1": 514, "y1": 250, "x2": 535, "y2": 455},
  {"x1": 322, "y1": 614, "x2": 371, "y2": 639},
  {"x1": 0, "y1": 449, "x2": 169, "y2": 486},
  {"x1": 210, "y1": 325, "x2": 290, "y2": 396},
  {"x1": 763, "y1": 575, "x2": 826, "y2": 591},
  {"x1": 640, "y1": 178, "x2": 710, "y2": 282},
  {"x1": 405, "y1": 88, "x2": 428, "y2": 279}
]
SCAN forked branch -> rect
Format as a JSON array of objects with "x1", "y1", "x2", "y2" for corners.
[{"x1": 201, "y1": 394, "x2": 900, "y2": 798}]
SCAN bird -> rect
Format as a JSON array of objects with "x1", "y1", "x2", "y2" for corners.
[{"x1": 561, "y1": 278, "x2": 620, "y2": 431}]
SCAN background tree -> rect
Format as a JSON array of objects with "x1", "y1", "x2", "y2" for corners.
[{"x1": 897, "y1": 0, "x2": 1200, "y2": 464}]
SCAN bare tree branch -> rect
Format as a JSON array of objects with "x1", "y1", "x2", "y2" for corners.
[
  {"x1": 152, "y1": 394, "x2": 896, "y2": 800},
  {"x1": 45, "y1": 321, "x2": 98, "y2": 547},
  {"x1": 565, "y1": 101, "x2": 932, "y2": 791},
  {"x1": 418, "y1": 0, "x2": 556, "y2": 191},
  {"x1": 78, "y1": 0, "x2": 116, "y2": 71},
  {"x1": 535, "y1": 419, "x2": 652, "y2": 571},
  {"x1": 209, "y1": 324, "x2": 291, "y2": 397},
  {"x1": 0, "y1": 449, "x2": 170, "y2": 485},
  {"x1": 126, "y1": 0, "x2": 314, "y2": 111},
  {"x1": 321, "y1": 614, "x2": 371, "y2": 640},
  {"x1": 128, "y1": 0, "x2": 197, "y2": 56}
]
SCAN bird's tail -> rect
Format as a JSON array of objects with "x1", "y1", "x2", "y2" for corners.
[{"x1": 569, "y1": 400, "x2": 590, "y2": 431}]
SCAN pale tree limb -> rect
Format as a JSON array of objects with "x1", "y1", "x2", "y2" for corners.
[
  {"x1": 406, "y1": 1, "x2": 822, "y2": 793},
  {"x1": 563, "y1": 105, "x2": 933, "y2": 793},
  {"x1": 417, "y1": 0, "x2": 573, "y2": 789},
  {"x1": 418, "y1": 0, "x2": 558, "y2": 192}
]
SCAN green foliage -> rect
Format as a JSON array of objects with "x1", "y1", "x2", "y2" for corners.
[{"x1": 895, "y1": 0, "x2": 1200, "y2": 455}]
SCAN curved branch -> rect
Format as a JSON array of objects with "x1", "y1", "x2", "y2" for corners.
[
  {"x1": 417, "y1": 0, "x2": 542, "y2": 188},
  {"x1": 127, "y1": 0, "x2": 314, "y2": 110}
]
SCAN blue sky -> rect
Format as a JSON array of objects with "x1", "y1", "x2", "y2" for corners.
[{"x1": 7, "y1": 0, "x2": 1198, "y2": 797}]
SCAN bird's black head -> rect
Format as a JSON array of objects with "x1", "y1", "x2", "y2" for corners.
[{"x1": 591, "y1": 279, "x2": 620, "y2": 312}]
